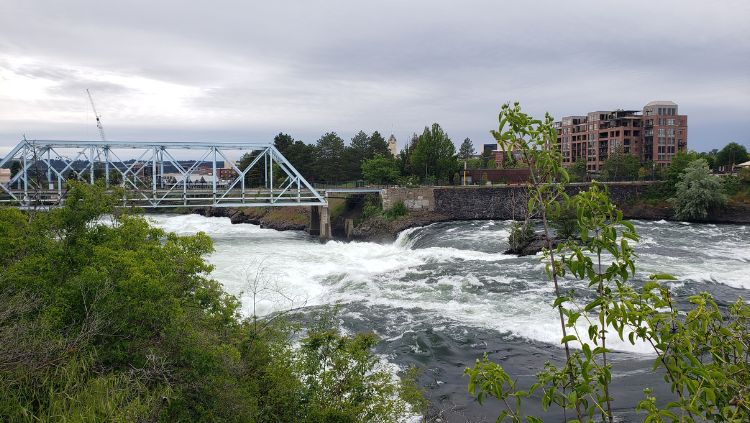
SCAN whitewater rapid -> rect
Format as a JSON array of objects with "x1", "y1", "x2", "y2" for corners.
[{"x1": 148, "y1": 214, "x2": 750, "y2": 355}]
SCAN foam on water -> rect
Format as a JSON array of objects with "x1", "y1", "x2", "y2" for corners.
[{"x1": 148, "y1": 214, "x2": 750, "y2": 354}]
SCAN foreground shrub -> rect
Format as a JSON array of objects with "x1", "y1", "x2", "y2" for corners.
[
  {"x1": 0, "y1": 182, "x2": 421, "y2": 422},
  {"x1": 469, "y1": 103, "x2": 749, "y2": 423}
]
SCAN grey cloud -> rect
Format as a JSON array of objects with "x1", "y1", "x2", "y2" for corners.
[{"x1": 0, "y1": 0, "x2": 748, "y2": 151}]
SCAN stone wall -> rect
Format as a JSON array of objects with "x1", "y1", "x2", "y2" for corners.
[
  {"x1": 432, "y1": 186, "x2": 529, "y2": 220},
  {"x1": 381, "y1": 187, "x2": 435, "y2": 211},
  {"x1": 383, "y1": 182, "x2": 664, "y2": 221}
]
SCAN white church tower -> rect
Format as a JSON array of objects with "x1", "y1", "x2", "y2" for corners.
[{"x1": 387, "y1": 134, "x2": 397, "y2": 157}]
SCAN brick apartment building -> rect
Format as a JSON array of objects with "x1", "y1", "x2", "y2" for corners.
[{"x1": 555, "y1": 100, "x2": 687, "y2": 172}]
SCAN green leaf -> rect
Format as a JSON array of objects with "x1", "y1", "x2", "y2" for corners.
[
  {"x1": 582, "y1": 343, "x2": 592, "y2": 360},
  {"x1": 649, "y1": 273, "x2": 677, "y2": 281},
  {"x1": 561, "y1": 335, "x2": 577, "y2": 344}
]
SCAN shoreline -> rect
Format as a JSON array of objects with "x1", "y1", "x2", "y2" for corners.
[{"x1": 158, "y1": 200, "x2": 750, "y2": 244}]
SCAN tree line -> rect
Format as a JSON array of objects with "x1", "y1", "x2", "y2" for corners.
[
  {"x1": 244, "y1": 128, "x2": 748, "y2": 188},
  {"x1": 239, "y1": 124, "x2": 464, "y2": 186},
  {"x1": 568, "y1": 141, "x2": 749, "y2": 183}
]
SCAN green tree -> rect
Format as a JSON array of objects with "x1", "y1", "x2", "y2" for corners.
[
  {"x1": 601, "y1": 150, "x2": 640, "y2": 181},
  {"x1": 10, "y1": 160, "x2": 21, "y2": 178},
  {"x1": 715, "y1": 142, "x2": 749, "y2": 170},
  {"x1": 238, "y1": 150, "x2": 265, "y2": 187},
  {"x1": 344, "y1": 130, "x2": 370, "y2": 180},
  {"x1": 361, "y1": 154, "x2": 401, "y2": 185},
  {"x1": 569, "y1": 159, "x2": 587, "y2": 182},
  {"x1": 698, "y1": 150, "x2": 717, "y2": 169},
  {"x1": 314, "y1": 132, "x2": 346, "y2": 183},
  {"x1": 368, "y1": 131, "x2": 390, "y2": 158},
  {"x1": 349, "y1": 130, "x2": 369, "y2": 157},
  {"x1": 286, "y1": 140, "x2": 317, "y2": 181},
  {"x1": 670, "y1": 158, "x2": 727, "y2": 220},
  {"x1": 411, "y1": 123, "x2": 458, "y2": 184},
  {"x1": 665, "y1": 150, "x2": 700, "y2": 190},
  {"x1": 458, "y1": 138, "x2": 475, "y2": 160},
  {"x1": 480, "y1": 149, "x2": 495, "y2": 168},
  {"x1": 273, "y1": 132, "x2": 295, "y2": 154},
  {"x1": 466, "y1": 157, "x2": 483, "y2": 169},
  {"x1": 397, "y1": 133, "x2": 420, "y2": 177}
]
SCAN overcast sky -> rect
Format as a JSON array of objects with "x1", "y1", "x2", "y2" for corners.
[{"x1": 1, "y1": 0, "x2": 748, "y2": 154}]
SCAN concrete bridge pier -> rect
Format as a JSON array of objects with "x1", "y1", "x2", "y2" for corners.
[
  {"x1": 308, "y1": 205, "x2": 331, "y2": 240},
  {"x1": 319, "y1": 205, "x2": 332, "y2": 240},
  {"x1": 308, "y1": 206, "x2": 320, "y2": 236}
]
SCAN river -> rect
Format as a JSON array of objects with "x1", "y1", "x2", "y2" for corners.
[{"x1": 149, "y1": 214, "x2": 749, "y2": 422}]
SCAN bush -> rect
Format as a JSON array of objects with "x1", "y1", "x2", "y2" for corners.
[
  {"x1": 357, "y1": 195, "x2": 383, "y2": 224},
  {"x1": 383, "y1": 200, "x2": 408, "y2": 220},
  {"x1": 508, "y1": 221, "x2": 534, "y2": 252},
  {"x1": 670, "y1": 159, "x2": 727, "y2": 220},
  {"x1": 397, "y1": 175, "x2": 420, "y2": 187},
  {"x1": 741, "y1": 167, "x2": 750, "y2": 183},
  {"x1": 0, "y1": 182, "x2": 422, "y2": 422},
  {"x1": 722, "y1": 174, "x2": 743, "y2": 196}
]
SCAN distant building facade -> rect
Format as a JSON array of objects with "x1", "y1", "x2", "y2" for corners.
[
  {"x1": 387, "y1": 134, "x2": 398, "y2": 156},
  {"x1": 555, "y1": 100, "x2": 687, "y2": 172},
  {"x1": 482, "y1": 143, "x2": 496, "y2": 155}
]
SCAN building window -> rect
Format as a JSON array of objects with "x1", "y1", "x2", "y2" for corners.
[{"x1": 667, "y1": 118, "x2": 675, "y2": 126}]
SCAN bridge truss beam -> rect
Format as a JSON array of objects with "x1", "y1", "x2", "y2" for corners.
[{"x1": 0, "y1": 140, "x2": 327, "y2": 208}]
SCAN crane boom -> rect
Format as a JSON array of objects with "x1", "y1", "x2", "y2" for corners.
[{"x1": 86, "y1": 89, "x2": 106, "y2": 142}]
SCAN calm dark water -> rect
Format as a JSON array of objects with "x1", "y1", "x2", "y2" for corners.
[{"x1": 150, "y1": 215, "x2": 750, "y2": 422}]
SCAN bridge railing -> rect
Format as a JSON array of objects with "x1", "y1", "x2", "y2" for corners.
[{"x1": 0, "y1": 139, "x2": 327, "y2": 208}]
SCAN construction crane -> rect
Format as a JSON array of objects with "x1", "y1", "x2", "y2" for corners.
[{"x1": 86, "y1": 89, "x2": 106, "y2": 142}]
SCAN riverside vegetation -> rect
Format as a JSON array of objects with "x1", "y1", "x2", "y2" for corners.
[
  {"x1": 466, "y1": 103, "x2": 750, "y2": 422},
  {"x1": 0, "y1": 182, "x2": 425, "y2": 422}
]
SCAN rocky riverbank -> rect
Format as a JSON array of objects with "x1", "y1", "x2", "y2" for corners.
[
  {"x1": 203, "y1": 206, "x2": 310, "y2": 231},
  {"x1": 350, "y1": 211, "x2": 453, "y2": 243}
]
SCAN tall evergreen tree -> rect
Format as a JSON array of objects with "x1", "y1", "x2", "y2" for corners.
[
  {"x1": 350, "y1": 131, "x2": 369, "y2": 157},
  {"x1": 314, "y1": 132, "x2": 346, "y2": 183},
  {"x1": 368, "y1": 131, "x2": 390, "y2": 158},
  {"x1": 344, "y1": 130, "x2": 370, "y2": 180},
  {"x1": 273, "y1": 133, "x2": 295, "y2": 154},
  {"x1": 397, "y1": 133, "x2": 420, "y2": 176},
  {"x1": 458, "y1": 138, "x2": 475, "y2": 160}
]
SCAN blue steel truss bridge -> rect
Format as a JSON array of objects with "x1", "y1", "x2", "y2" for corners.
[{"x1": 0, "y1": 139, "x2": 327, "y2": 208}]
